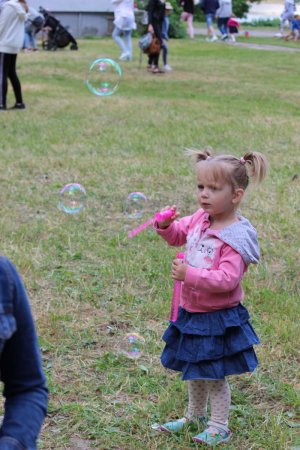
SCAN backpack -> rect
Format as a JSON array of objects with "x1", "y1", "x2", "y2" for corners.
[{"x1": 138, "y1": 32, "x2": 153, "y2": 52}]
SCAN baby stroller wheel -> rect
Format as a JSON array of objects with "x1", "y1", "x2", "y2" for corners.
[{"x1": 70, "y1": 43, "x2": 78, "y2": 50}]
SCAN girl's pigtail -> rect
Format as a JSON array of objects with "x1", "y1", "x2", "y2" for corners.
[
  {"x1": 242, "y1": 152, "x2": 268, "y2": 184},
  {"x1": 185, "y1": 147, "x2": 213, "y2": 163}
]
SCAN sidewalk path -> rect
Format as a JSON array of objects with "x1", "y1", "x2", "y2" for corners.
[
  {"x1": 194, "y1": 27, "x2": 300, "y2": 51},
  {"x1": 194, "y1": 27, "x2": 278, "y2": 38}
]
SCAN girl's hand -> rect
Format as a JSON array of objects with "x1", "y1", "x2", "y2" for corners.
[
  {"x1": 156, "y1": 205, "x2": 179, "y2": 229},
  {"x1": 172, "y1": 258, "x2": 187, "y2": 281},
  {"x1": 148, "y1": 24, "x2": 154, "y2": 33}
]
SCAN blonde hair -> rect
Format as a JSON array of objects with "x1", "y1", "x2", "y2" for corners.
[{"x1": 186, "y1": 148, "x2": 268, "y2": 190}]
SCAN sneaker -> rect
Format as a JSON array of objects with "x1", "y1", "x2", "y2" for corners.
[
  {"x1": 210, "y1": 35, "x2": 218, "y2": 42},
  {"x1": 119, "y1": 52, "x2": 130, "y2": 61},
  {"x1": 193, "y1": 425, "x2": 232, "y2": 446},
  {"x1": 152, "y1": 416, "x2": 206, "y2": 433},
  {"x1": 163, "y1": 64, "x2": 172, "y2": 72},
  {"x1": 10, "y1": 103, "x2": 26, "y2": 110},
  {"x1": 221, "y1": 34, "x2": 228, "y2": 40}
]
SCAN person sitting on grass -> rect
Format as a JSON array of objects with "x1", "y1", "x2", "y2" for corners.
[{"x1": 284, "y1": 13, "x2": 300, "y2": 40}]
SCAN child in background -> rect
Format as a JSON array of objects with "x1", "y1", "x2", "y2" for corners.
[
  {"x1": 227, "y1": 16, "x2": 240, "y2": 42},
  {"x1": 162, "y1": 2, "x2": 172, "y2": 72},
  {"x1": 152, "y1": 149, "x2": 268, "y2": 446},
  {"x1": 180, "y1": 0, "x2": 194, "y2": 39},
  {"x1": 284, "y1": 14, "x2": 300, "y2": 40}
]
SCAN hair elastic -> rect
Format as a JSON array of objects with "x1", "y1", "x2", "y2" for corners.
[{"x1": 240, "y1": 157, "x2": 246, "y2": 165}]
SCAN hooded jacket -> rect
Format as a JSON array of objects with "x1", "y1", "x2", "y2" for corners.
[
  {"x1": 0, "y1": 0, "x2": 26, "y2": 54},
  {"x1": 156, "y1": 208, "x2": 260, "y2": 313}
]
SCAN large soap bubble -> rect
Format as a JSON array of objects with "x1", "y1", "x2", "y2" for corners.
[
  {"x1": 86, "y1": 58, "x2": 122, "y2": 96},
  {"x1": 58, "y1": 183, "x2": 87, "y2": 214},
  {"x1": 124, "y1": 192, "x2": 148, "y2": 219}
]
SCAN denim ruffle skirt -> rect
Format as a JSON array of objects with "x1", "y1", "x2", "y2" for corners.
[{"x1": 161, "y1": 303, "x2": 260, "y2": 380}]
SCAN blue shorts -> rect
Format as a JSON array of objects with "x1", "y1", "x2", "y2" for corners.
[{"x1": 205, "y1": 13, "x2": 215, "y2": 27}]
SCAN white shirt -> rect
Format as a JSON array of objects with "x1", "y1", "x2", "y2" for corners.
[{"x1": 112, "y1": 0, "x2": 136, "y2": 30}]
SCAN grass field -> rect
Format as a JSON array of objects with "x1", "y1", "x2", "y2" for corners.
[{"x1": 0, "y1": 37, "x2": 299, "y2": 449}]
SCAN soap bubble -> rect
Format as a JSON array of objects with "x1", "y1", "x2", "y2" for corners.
[
  {"x1": 121, "y1": 333, "x2": 145, "y2": 359},
  {"x1": 124, "y1": 192, "x2": 148, "y2": 219},
  {"x1": 58, "y1": 183, "x2": 87, "y2": 214},
  {"x1": 86, "y1": 58, "x2": 122, "y2": 96}
]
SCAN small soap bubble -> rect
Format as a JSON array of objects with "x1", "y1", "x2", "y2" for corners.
[
  {"x1": 121, "y1": 333, "x2": 145, "y2": 359},
  {"x1": 58, "y1": 183, "x2": 87, "y2": 214},
  {"x1": 124, "y1": 192, "x2": 148, "y2": 219},
  {"x1": 86, "y1": 58, "x2": 122, "y2": 96}
]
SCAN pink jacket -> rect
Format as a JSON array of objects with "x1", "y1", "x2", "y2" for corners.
[{"x1": 156, "y1": 209, "x2": 260, "y2": 313}]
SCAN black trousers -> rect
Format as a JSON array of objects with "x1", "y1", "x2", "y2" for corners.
[{"x1": 0, "y1": 53, "x2": 23, "y2": 108}]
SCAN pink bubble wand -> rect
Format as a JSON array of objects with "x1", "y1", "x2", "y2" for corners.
[
  {"x1": 127, "y1": 208, "x2": 174, "y2": 239},
  {"x1": 170, "y1": 252, "x2": 184, "y2": 322}
]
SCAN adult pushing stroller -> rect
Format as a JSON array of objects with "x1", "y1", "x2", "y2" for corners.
[{"x1": 39, "y1": 7, "x2": 78, "y2": 50}]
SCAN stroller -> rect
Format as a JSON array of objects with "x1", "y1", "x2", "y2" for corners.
[{"x1": 39, "y1": 7, "x2": 78, "y2": 51}]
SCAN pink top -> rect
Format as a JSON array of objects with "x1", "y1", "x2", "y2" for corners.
[
  {"x1": 155, "y1": 209, "x2": 260, "y2": 313},
  {"x1": 228, "y1": 18, "x2": 240, "y2": 28}
]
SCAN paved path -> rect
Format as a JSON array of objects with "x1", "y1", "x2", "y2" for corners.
[
  {"x1": 194, "y1": 27, "x2": 278, "y2": 38},
  {"x1": 194, "y1": 27, "x2": 300, "y2": 51},
  {"x1": 232, "y1": 41, "x2": 300, "y2": 52}
]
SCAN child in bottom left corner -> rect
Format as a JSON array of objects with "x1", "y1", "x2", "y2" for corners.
[{"x1": 151, "y1": 149, "x2": 268, "y2": 446}]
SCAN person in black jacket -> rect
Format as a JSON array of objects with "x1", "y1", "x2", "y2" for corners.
[
  {"x1": 180, "y1": 0, "x2": 194, "y2": 39},
  {"x1": 201, "y1": 0, "x2": 219, "y2": 41},
  {"x1": 147, "y1": 0, "x2": 165, "y2": 73}
]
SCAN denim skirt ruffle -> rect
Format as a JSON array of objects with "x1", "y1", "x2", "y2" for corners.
[{"x1": 161, "y1": 303, "x2": 260, "y2": 381}]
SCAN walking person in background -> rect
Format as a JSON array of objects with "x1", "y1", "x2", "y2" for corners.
[
  {"x1": 216, "y1": 0, "x2": 232, "y2": 40},
  {"x1": 151, "y1": 149, "x2": 268, "y2": 446},
  {"x1": 277, "y1": 0, "x2": 296, "y2": 36},
  {"x1": 112, "y1": 0, "x2": 136, "y2": 61},
  {"x1": 23, "y1": 5, "x2": 44, "y2": 51},
  {"x1": 180, "y1": 0, "x2": 194, "y2": 39},
  {"x1": 162, "y1": 2, "x2": 172, "y2": 71},
  {"x1": 147, "y1": 0, "x2": 165, "y2": 73},
  {"x1": 0, "y1": 0, "x2": 28, "y2": 110},
  {"x1": 201, "y1": 0, "x2": 219, "y2": 41}
]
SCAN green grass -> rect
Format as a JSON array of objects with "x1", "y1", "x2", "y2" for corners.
[{"x1": 0, "y1": 38, "x2": 299, "y2": 449}]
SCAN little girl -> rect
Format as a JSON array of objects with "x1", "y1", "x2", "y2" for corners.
[{"x1": 152, "y1": 149, "x2": 268, "y2": 446}]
